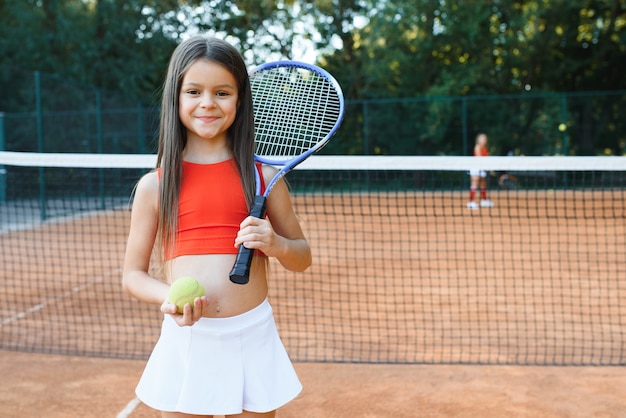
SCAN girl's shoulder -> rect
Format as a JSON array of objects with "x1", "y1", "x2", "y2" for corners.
[
  {"x1": 130, "y1": 170, "x2": 159, "y2": 212},
  {"x1": 135, "y1": 170, "x2": 159, "y2": 196},
  {"x1": 140, "y1": 169, "x2": 159, "y2": 184},
  {"x1": 260, "y1": 163, "x2": 278, "y2": 178},
  {"x1": 260, "y1": 163, "x2": 283, "y2": 190}
]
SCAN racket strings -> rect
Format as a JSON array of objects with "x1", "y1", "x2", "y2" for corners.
[{"x1": 250, "y1": 66, "x2": 342, "y2": 159}]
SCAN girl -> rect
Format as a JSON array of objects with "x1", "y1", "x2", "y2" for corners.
[
  {"x1": 122, "y1": 36, "x2": 311, "y2": 417},
  {"x1": 466, "y1": 133, "x2": 494, "y2": 210}
]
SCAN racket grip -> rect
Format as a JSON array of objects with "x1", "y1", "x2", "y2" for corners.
[{"x1": 229, "y1": 195, "x2": 267, "y2": 285}]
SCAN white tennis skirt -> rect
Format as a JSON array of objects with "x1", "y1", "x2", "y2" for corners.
[
  {"x1": 135, "y1": 298, "x2": 302, "y2": 415},
  {"x1": 468, "y1": 169, "x2": 487, "y2": 177}
]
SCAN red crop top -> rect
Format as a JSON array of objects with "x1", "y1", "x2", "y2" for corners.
[
  {"x1": 161, "y1": 159, "x2": 265, "y2": 260},
  {"x1": 474, "y1": 145, "x2": 488, "y2": 157}
]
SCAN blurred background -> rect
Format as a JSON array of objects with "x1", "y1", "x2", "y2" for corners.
[{"x1": 1, "y1": 0, "x2": 625, "y2": 157}]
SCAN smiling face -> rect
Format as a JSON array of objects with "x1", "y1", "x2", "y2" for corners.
[{"x1": 178, "y1": 58, "x2": 239, "y2": 145}]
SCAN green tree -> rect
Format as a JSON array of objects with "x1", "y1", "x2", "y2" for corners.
[
  {"x1": 312, "y1": 0, "x2": 626, "y2": 155},
  {"x1": 1, "y1": 0, "x2": 624, "y2": 155},
  {"x1": 0, "y1": 0, "x2": 179, "y2": 104}
]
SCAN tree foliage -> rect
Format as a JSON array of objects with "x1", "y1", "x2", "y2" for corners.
[
  {"x1": 0, "y1": 0, "x2": 624, "y2": 155},
  {"x1": 0, "y1": 1, "x2": 181, "y2": 103},
  {"x1": 314, "y1": 0, "x2": 626, "y2": 155}
]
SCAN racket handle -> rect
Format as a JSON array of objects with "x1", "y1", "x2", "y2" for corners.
[{"x1": 229, "y1": 195, "x2": 267, "y2": 285}]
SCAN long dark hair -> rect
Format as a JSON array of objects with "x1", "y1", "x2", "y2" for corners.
[{"x1": 155, "y1": 36, "x2": 256, "y2": 259}]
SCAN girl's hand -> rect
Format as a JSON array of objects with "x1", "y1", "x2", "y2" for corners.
[
  {"x1": 161, "y1": 295, "x2": 209, "y2": 327},
  {"x1": 235, "y1": 175, "x2": 311, "y2": 273},
  {"x1": 234, "y1": 216, "x2": 282, "y2": 257}
]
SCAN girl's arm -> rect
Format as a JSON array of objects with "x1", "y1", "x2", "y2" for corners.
[
  {"x1": 122, "y1": 172, "x2": 170, "y2": 305},
  {"x1": 235, "y1": 166, "x2": 312, "y2": 272},
  {"x1": 122, "y1": 172, "x2": 210, "y2": 324}
]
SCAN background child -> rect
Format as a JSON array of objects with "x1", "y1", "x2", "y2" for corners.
[
  {"x1": 467, "y1": 132, "x2": 494, "y2": 210},
  {"x1": 122, "y1": 35, "x2": 311, "y2": 417}
]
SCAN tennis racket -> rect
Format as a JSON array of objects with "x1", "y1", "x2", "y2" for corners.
[{"x1": 229, "y1": 61, "x2": 345, "y2": 284}]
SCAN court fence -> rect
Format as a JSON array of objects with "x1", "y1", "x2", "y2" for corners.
[{"x1": 1, "y1": 66, "x2": 625, "y2": 157}]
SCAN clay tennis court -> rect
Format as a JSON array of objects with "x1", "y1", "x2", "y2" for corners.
[{"x1": 1, "y1": 189, "x2": 625, "y2": 417}]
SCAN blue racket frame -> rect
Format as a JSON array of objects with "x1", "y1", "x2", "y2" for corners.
[{"x1": 229, "y1": 60, "x2": 345, "y2": 284}]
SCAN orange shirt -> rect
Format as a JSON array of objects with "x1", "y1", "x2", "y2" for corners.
[
  {"x1": 474, "y1": 145, "x2": 488, "y2": 157},
  {"x1": 163, "y1": 160, "x2": 265, "y2": 260}
]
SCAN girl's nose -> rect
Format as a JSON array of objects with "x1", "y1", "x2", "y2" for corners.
[{"x1": 200, "y1": 94, "x2": 214, "y2": 108}]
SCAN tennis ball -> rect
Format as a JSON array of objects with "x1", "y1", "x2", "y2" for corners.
[{"x1": 168, "y1": 276, "x2": 205, "y2": 313}]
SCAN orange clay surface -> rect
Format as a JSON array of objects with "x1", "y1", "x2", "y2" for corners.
[
  {"x1": 1, "y1": 350, "x2": 626, "y2": 417},
  {"x1": 1, "y1": 190, "x2": 625, "y2": 417}
]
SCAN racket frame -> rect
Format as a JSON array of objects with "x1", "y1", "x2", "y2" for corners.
[{"x1": 229, "y1": 60, "x2": 344, "y2": 284}]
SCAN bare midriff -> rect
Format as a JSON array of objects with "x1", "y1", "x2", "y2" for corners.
[{"x1": 165, "y1": 253, "x2": 268, "y2": 318}]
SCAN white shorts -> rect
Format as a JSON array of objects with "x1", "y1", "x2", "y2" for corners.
[
  {"x1": 469, "y1": 169, "x2": 487, "y2": 177},
  {"x1": 135, "y1": 298, "x2": 302, "y2": 415}
]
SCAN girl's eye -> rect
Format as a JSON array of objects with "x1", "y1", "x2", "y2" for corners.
[{"x1": 216, "y1": 91, "x2": 230, "y2": 97}]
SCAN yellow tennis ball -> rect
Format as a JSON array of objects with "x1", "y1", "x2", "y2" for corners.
[{"x1": 168, "y1": 276, "x2": 205, "y2": 313}]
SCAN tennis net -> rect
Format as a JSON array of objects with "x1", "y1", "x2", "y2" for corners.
[{"x1": 0, "y1": 151, "x2": 624, "y2": 365}]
